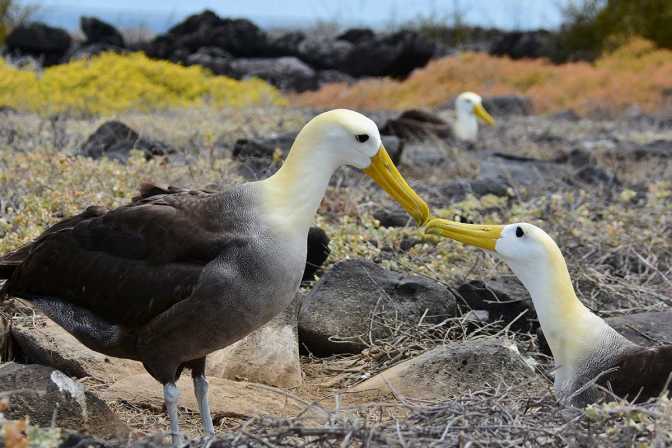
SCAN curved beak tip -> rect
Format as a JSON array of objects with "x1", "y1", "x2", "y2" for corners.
[{"x1": 474, "y1": 104, "x2": 496, "y2": 126}]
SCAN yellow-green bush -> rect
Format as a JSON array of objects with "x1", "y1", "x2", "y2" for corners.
[{"x1": 0, "y1": 52, "x2": 286, "y2": 114}]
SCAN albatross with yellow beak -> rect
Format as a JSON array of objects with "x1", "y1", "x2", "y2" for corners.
[
  {"x1": 453, "y1": 92, "x2": 495, "y2": 142},
  {"x1": 0, "y1": 109, "x2": 430, "y2": 440},
  {"x1": 425, "y1": 219, "x2": 672, "y2": 406}
]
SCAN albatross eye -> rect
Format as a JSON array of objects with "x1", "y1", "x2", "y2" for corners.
[
  {"x1": 355, "y1": 134, "x2": 369, "y2": 143},
  {"x1": 516, "y1": 226, "x2": 524, "y2": 238}
]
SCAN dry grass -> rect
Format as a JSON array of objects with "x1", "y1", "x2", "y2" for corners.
[
  {"x1": 293, "y1": 38, "x2": 672, "y2": 116},
  {"x1": 1, "y1": 108, "x2": 672, "y2": 446}
]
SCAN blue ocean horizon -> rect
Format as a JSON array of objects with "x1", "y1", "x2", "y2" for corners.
[{"x1": 33, "y1": 0, "x2": 571, "y2": 33}]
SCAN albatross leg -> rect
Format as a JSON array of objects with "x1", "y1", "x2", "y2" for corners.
[
  {"x1": 163, "y1": 382, "x2": 181, "y2": 445},
  {"x1": 193, "y1": 374, "x2": 215, "y2": 436}
]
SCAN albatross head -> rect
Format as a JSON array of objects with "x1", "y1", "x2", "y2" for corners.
[
  {"x1": 454, "y1": 92, "x2": 495, "y2": 141},
  {"x1": 287, "y1": 109, "x2": 430, "y2": 225},
  {"x1": 423, "y1": 220, "x2": 563, "y2": 277}
]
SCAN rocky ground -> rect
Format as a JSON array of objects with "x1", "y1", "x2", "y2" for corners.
[{"x1": 0, "y1": 104, "x2": 671, "y2": 447}]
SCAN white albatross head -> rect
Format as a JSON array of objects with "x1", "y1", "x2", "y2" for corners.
[
  {"x1": 423, "y1": 220, "x2": 568, "y2": 290},
  {"x1": 453, "y1": 92, "x2": 495, "y2": 142},
  {"x1": 272, "y1": 109, "x2": 430, "y2": 226}
]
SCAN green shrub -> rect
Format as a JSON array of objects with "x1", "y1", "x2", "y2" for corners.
[{"x1": 558, "y1": 0, "x2": 672, "y2": 61}]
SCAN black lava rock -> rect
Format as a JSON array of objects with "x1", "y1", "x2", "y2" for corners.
[
  {"x1": 78, "y1": 121, "x2": 174, "y2": 163},
  {"x1": 80, "y1": 17, "x2": 125, "y2": 47},
  {"x1": 303, "y1": 227, "x2": 330, "y2": 282},
  {"x1": 6, "y1": 22, "x2": 72, "y2": 66}
]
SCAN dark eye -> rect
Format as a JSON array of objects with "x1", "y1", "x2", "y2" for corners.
[
  {"x1": 356, "y1": 134, "x2": 369, "y2": 143},
  {"x1": 516, "y1": 226, "x2": 524, "y2": 238}
]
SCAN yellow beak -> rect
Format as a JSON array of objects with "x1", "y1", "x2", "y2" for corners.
[
  {"x1": 474, "y1": 103, "x2": 495, "y2": 126},
  {"x1": 424, "y1": 218, "x2": 504, "y2": 251},
  {"x1": 363, "y1": 146, "x2": 430, "y2": 226}
]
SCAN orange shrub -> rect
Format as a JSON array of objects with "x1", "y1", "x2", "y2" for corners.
[{"x1": 293, "y1": 38, "x2": 672, "y2": 115}]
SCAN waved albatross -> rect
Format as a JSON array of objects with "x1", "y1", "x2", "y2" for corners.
[
  {"x1": 425, "y1": 219, "x2": 672, "y2": 406},
  {"x1": 381, "y1": 91, "x2": 495, "y2": 143},
  {"x1": 0, "y1": 109, "x2": 430, "y2": 439}
]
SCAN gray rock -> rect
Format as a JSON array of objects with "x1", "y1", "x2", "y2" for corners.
[
  {"x1": 11, "y1": 316, "x2": 144, "y2": 382},
  {"x1": 489, "y1": 30, "x2": 558, "y2": 60},
  {"x1": 456, "y1": 277, "x2": 537, "y2": 332},
  {"x1": 265, "y1": 31, "x2": 305, "y2": 57},
  {"x1": 298, "y1": 259, "x2": 457, "y2": 354},
  {"x1": 438, "y1": 178, "x2": 510, "y2": 201},
  {"x1": 297, "y1": 36, "x2": 352, "y2": 70},
  {"x1": 342, "y1": 30, "x2": 435, "y2": 79},
  {"x1": 336, "y1": 28, "x2": 376, "y2": 44},
  {"x1": 80, "y1": 17, "x2": 125, "y2": 48},
  {"x1": 608, "y1": 311, "x2": 672, "y2": 346},
  {"x1": 373, "y1": 208, "x2": 413, "y2": 228},
  {"x1": 551, "y1": 110, "x2": 581, "y2": 121},
  {"x1": 479, "y1": 153, "x2": 564, "y2": 188},
  {"x1": 6, "y1": 22, "x2": 72, "y2": 66},
  {"x1": 316, "y1": 69, "x2": 355, "y2": 88},
  {"x1": 228, "y1": 57, "x2": 317, "y2": 92},
  {"x1": 78, "y1": 121, "x2": 174, "y2": 163},
  {"x1": 304, "y1": 227, "x2": 330, "y2": 282},
  {"x1": 482, "y1": 95, "x2": 533, "y2": 116},
  {"x1": 351, "y1": 339, "x2": 544, "y2": 400},
  {"x1": 575, "y1": 165, "x2": 620, "y2": 185},
  {"x1": 207, "y1": 298, "x2": 302, "y2": 388},
  {"x1": 0, "y1": 363, "x2": 128, "y2": 439},
  {"x1": 622, "y1": 139, "x2": 671, "y2": 160},
  {"x1": 183, "y1": 46, "x2": 233, "y2": 74},
  {"x1": 231, "y1": 132, "x2": 294, "y2": 179}
]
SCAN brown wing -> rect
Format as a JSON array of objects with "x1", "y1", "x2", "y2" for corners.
[
  {"x1": 603, "y1": 345, "x2": 672, "y2": 402},
  {"x1": 1, "y1": 183, "x2": 244, "y2": 328}
]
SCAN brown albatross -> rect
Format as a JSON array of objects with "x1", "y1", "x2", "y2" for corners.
[
  {"x1": 425, "y1": 219, "x2": 672, "y2": 406},
  {"x1": 0, "y1": 109, "x2": 430, "y2": 439}
]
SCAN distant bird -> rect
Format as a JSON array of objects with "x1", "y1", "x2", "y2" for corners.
[
  {"x1": 381, "y1": 92, "x2": 495, "y2": 143},
  {"x1": 0, "y1": 110, "x2": 430, "y2": 441},
  {"x1": 425, "y1": 219, "x2": 672, "y2": 406}
]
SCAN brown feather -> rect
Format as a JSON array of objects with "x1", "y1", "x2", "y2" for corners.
[
  {"x1": 602, "y1": 345, "x2": 672, "y2": 402},
  {"x1": 2, "y1": 184, "x2": 247, "y2": 327}
]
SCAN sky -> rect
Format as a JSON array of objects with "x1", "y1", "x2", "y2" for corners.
[{"x1": 30, "y1": 0, "x2": 573, "y2": 33}]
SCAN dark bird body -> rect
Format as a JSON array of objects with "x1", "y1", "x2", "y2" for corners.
[
  {"x1": 0, "y1": 110, "x2": 432, "y2": 440},
  {"x1": 575, "y1": 344, "x2": 672, "y2": 405},
  {"x1": 1, "y1": 183, "x2": 305, "y2": 384}
]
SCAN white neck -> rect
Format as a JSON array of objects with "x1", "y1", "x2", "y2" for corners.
[
  {"x1": 258, "y1": 141, "x2": 337, "y2": 233},
  {"x1": 453, "y1": 110, "x2": 478, "y2": 141},
  {"x1": 506, "y1": 253, "x2": 611, "y2": 369}
]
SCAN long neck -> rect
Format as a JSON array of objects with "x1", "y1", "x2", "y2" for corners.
[
  {"x1": 508, "y1": 251, "x2": 610, "y2": 368},
  {"x1": 453, "y1": 110, "x2": 478, "y2": 141},
  {"x1": 257, "y1": 142, "x2": 337, "y2": 233}
]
